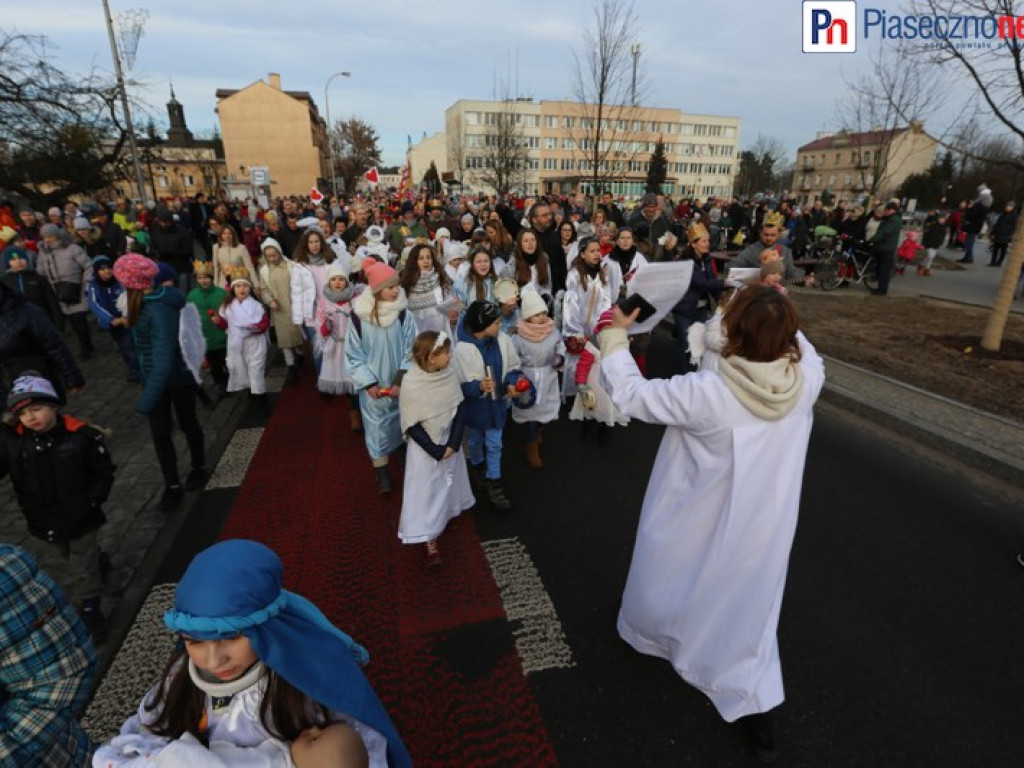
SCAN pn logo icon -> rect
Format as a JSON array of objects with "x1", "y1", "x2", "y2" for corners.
[{"x1": 803, "y1": 0, "x2": 857, "y2": 53}]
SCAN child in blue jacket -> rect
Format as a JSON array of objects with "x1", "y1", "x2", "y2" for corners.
[
  {"x1": 453, "y1": 300, "x2": 528, "y2": 512},
  {"x1": 86, "y1": 255, "x2": 140, "y2": 382}
]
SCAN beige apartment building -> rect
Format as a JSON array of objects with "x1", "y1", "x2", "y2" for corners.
[
  {"x1": 216, "y1": 73, "x2": 329, "y2": 198},
  {"x1": 794, "y1": 122, "x2": 937, "y2": 206},
  {"x1": 443, "y1": 98, "x2": 740, "y2": 199}
]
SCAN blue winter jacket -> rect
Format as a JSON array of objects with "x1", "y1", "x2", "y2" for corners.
[
  {"x1": 456, "y1": 318, "x2": 521, "y2": 431},
  {"x1": 86, "y1": 276, "x2": 124, "y2": 331},
  {"x1": 131, "y1": 287, "x2": 195, "y2": 414}
]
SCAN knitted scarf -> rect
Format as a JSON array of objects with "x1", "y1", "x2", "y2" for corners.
[
  {"x1": 407, "y1": 269, "x2": 441, "y2": 312},
  {"x1": 516, "y1": 315, "x2": 555, "y2": 343},
  {"x1": 718, "y1": 353, "x2": 804, "y2": 421},
  {"x1": 323, "y1": 282, "x2": 354, "y2": 304}
]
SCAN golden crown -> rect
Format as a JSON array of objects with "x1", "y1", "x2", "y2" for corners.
[{"x1": 686, "y1": 222, "x2": 709, "y2": 244}]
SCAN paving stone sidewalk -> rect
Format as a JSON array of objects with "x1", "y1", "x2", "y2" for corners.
[{"x1": 0, "y1": 316, "x2": 251, "y2": 656}]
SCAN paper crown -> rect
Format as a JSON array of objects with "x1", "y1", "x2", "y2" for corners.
[
  {"x1": 225, "y1": 265, "x2": 252, "y2": 284},
  {"x1": 763, "y1": 211, "x2": 785, "y2": 229},
  {"x1": 686, "y1": 222, "x2": 710, "y2": 244},
  {"x1": 193, "y1": 260, "x2": 215, "y2": 276}
]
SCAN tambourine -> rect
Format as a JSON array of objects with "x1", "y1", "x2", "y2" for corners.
[{"x1": 493, "y1": 278, "x2": 520, "y2": 305}]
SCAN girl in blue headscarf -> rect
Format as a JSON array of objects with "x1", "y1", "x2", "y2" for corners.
[{"x1": 93, "y1": 539, "x2": 411, "y2": 768}]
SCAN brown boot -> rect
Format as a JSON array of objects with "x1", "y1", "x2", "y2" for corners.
[
  {"x1": 916, "y1": 266, "x2": 924, "y2": 275},
  {"x1": 923, "y1": 268, "x2": 932, "y2": 276},
  {"x1": 350, "y1": 408, "x2": 363, "y2": 433},
  {"x1": 525, "y1": 441, "x2": 543, "y2": 469}
]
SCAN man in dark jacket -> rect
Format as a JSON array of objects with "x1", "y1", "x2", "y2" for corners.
[
  {"x1": 628, "y1": 193, "x2": 670, "y2": 249},
  {"x1": 88, "y1": 206, "x2": 126, "y2": 258},
  {"x1": 527, "y1": 201, "x2": 567, "y2": 293},
  {"x1": 958, "y1": 191, "x2": 992, "y2": 263},
  {"x1": 988, "y1": 201, "x2": 1018, "y2": 267},
  {"x1": 148, "y1": 208, "x2": 194, "y2": 292},
  {"x1": 0, "y1": 283, "x2": 83, "y2": 407},
  {"x1": 869, "y1": 201, "x2": 902, "y2": 295}
]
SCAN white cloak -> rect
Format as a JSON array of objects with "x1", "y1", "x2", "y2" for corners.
[
  {"x1": 398, "y1": 411, "x2": 475, "y2": 544},
  {"x1": 601, "y1": 332, "x2": 824, "y2": 722}
]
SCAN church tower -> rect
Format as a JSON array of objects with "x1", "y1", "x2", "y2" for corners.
[{"x1": 166, "y1": 86, "x2": 194, "y2": 147}]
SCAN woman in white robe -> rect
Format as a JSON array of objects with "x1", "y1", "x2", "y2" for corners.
[{"x1": 599, "y1": 286, "x2": 825, "y2": 760}]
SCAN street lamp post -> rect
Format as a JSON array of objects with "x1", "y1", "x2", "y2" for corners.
[
  {"x1": 324, "y1": 71, "x2": 351, "y2": 198},
  {"x1": 102, "y1": 0, "x2": 148, "y2": 205}
]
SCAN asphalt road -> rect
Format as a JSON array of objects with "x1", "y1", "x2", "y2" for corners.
[
  {"x1": 477, "y1": 329, "x2": 1024, "y2": 767},
  {"x1": 148, "y1": 327, "x2": 1024, "y2": 767}
]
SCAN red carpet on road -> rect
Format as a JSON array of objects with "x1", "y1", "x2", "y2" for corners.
[{"x1": 219, "y1": 376, "x2": 559, "y2": 766}]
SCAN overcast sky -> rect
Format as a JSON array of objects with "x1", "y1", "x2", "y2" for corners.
[{"x1": 6, "y1": 0, "x2": 953, "y2": 167}]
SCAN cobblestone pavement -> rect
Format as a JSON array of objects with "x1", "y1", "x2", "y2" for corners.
[{"x1": 0, "y1": 315, "x2": 254, "y2": 656}]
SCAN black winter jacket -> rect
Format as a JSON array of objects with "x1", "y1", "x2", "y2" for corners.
[
  {"x1": 0, "y1": 284, "x2": 84, "y2": 406},
  {"x1": 671, "y1": 249, "x2": 724, "y2": 318},
  {"x1": 0, "y1": 415, "x2": 114, "y2": 542}
]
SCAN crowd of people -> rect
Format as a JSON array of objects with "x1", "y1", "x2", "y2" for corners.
[{"x1": 10, "y1": 177, "x2": 1012, "y2": 764}]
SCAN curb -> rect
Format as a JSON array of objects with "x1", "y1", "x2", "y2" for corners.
[{"x1": 820, "y1": 356, "x2": 1024, "y2": 488}]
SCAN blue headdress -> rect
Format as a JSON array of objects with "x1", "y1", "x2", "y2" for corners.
[{"x1": 164, "y1": 539, "x2": 411, "y2": 768}]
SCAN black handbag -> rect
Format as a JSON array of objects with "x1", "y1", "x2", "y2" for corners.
[{"x1": 55, "y1": 281, "x2": 82, "y2": 303}]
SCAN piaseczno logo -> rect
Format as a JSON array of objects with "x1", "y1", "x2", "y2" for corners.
[{"x1": 803, "y1": 0, "x2": 858, "y2": 53}]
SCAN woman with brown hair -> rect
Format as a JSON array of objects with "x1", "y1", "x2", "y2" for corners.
[
  {"x1": 484, "y1": 219, "x2": 513, "y2": 265},
  {"x1": 290, "y1": 228, "x2": 337, "y2": 372},
  {"x1": 501, "y1": 229, "x2": 552, "y2": 301},
  {"x1": 212, "y1": 223, "x2": 259, "y2": 292},
  {"x1": 399, "y1": 242, "x2": 455, "y2": 334},
  {"x1": 601, "y1": 287, "x2": 824, "y2": 763}
]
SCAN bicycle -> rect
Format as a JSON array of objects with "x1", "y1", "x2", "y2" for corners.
[{"x1": 816, "y1": 236, "x2": 879, "y2": 292}]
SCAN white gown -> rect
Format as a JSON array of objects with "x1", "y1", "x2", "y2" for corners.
[
  {"x1": 601, "y1": 332, "x2": 825, "y2": 722},
  {"x1": 510, "y1": 331, "x2": 564, "y2": 424},
  {"x1": 561, "y1": 269, "x2": 614, "y2": 400},
  {"x1": 398, "y1": 412, "x2": 475, "y2": 544}
]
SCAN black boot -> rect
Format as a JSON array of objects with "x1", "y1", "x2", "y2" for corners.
[
  {"x1": 284, "y1": 365, "x2": 299, "y2": 387},
  {"x1": 468, "y1": 462, "x2": 486, "y2": 491},
  {"x1": 485, "y1": 478, "x2": 513, "y2": 512},
  {"x1": 156, "y1": 483, "x2": 184, "y2": 512},
  {"x1": 253, "y1": 393, "x2": 272, "y2": 416},
  {"x1": 375, "y1": 465, "x2": 393, "y2": 494},
  {"x1": 737, "y1": 710, "x2": 778, "y2": 764}
]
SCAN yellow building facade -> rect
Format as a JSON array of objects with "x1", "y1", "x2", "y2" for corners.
[
  {"x1": 216, "y1": 73, "x2": 329, "y2": 198},
  {"x1": 794, "y1": 122, "x2": 937, "y2": 206}
]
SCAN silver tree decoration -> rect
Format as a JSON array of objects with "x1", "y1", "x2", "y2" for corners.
[{"x1": 115, "y1": 8, "x2": 148, "y2": 71}]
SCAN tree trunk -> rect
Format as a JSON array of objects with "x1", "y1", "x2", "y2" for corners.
[{"x1": 980, "y1": 211, "x2": 1024, "y2": 351}]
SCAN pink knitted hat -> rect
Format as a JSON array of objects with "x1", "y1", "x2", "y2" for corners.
[
  {"x1": 113, "y1": 253, "x2": 159, "y2": 290},
  {"x1": 362, "y1": 257, "x2": 399, "y2": 294}
]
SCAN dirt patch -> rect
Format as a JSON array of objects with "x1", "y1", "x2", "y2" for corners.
[{"x1": 795, "y1": 292, "x2": 1024, "y2": 423}]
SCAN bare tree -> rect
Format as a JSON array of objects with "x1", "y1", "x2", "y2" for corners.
[
  {"x1": 475, "y1": 94, "x2": 528, "y2": 195},
  {"x1": 897, "y1": 0, "x2": 1024, "y2": 351},
  {"x1": 837, "y1": 41, "x2": 941, "y2": 202},
  {"x1": 569, "y1": 0, "x2": 648, "y2": 203},
  {"x1": 0, "y1": 31, "x2": 136, "y2": 206}
]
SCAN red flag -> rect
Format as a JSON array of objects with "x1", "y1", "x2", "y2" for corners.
[
  {"x1": 364, "y1": 167, "x2": 380, "y2": 185},
  {"x1": 310, "y1": 187, "x2": 324, "y2": 204}
]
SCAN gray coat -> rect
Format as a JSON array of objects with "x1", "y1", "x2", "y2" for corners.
[{"x1": 36, "y1": 235, "x2": 92, "y2": 315}]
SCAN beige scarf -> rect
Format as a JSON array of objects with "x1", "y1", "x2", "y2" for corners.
[
  {"x1": 399, "y1": 361, "x2": 464, "y2": 443},
  {"x1": 718, "y1": 354, "x2": 804, "y2": 421}
]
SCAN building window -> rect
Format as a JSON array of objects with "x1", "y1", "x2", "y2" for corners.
[
  {"x1": 157, "y1": 176, "x2": 169, "y2": 188},
  {"x1": 680, "y1": 123, "x2": 693, "y2": 135},
  {"x1": 183, "y1": 174, "x2": 194, "y2": 187},
  {"x1": 526, "y1": 159, "x2": 539, "y2": 170},
  {"x1": 543, "y1": 158, "x2": 557, "y2": 170},
  {"x1": 562, "y1": 138, "x2": 573, "y2": 150},
  {"x1": 545, "y1": 115, "x2": 557, "y2": 128},
  {"x1": 724, "y1": 127, "x2": 736, "y2": 138},
  {"x1": 562, "y1": 116, "x2": 575, "y2": 129},
  {"x1": 465, "y1": 112, "x2": 479, "y2": 125},
  {"x1": 544, "y1": 137, "x2": 557, "y2": 150}
]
